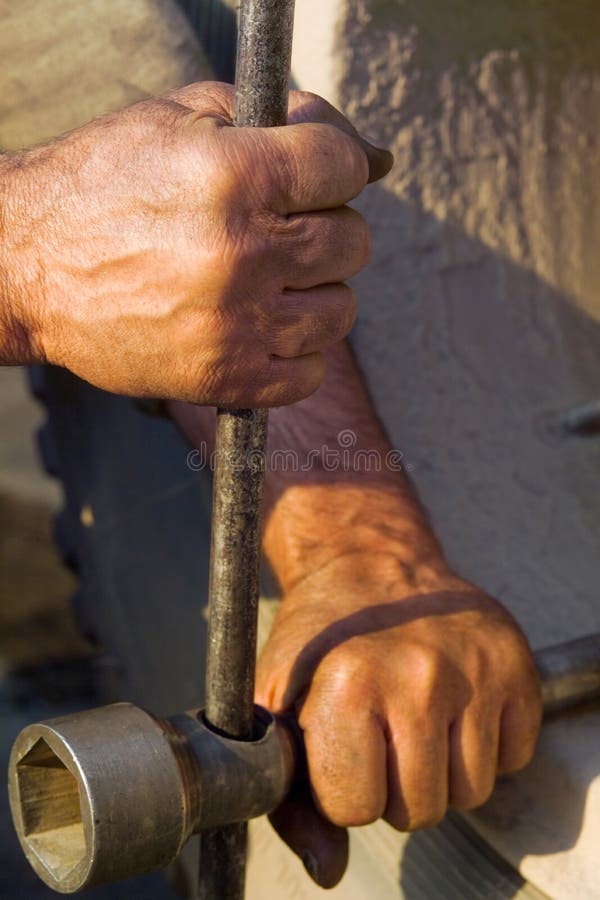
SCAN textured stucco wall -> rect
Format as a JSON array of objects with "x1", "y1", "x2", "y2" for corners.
[
  {"x1": 325, "y1": 0, "x2": 600, "y2": 646},
  {"x1": 293, "y1": 3, "x2": 600, "y2": 897}
]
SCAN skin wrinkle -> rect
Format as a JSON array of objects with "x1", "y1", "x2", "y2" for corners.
[
  {"x1": 0, "y1": 82, "x2": 389, "y2": 405},
  {"x1": 257, "y1": 342, "x2": 539, "y2": 878},
  {"x1": 162, "y1": 121, "x2": 544, "y2": 885}
]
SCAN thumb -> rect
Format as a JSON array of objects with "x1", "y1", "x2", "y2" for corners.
[
  {"x1": 167, "y1": 82, "x2": 393, "y2": 184},
  {"x1": 363, "y1": 140, "x2": 395, "y2": 184},
  {"x1": 267, "y1": 712, "x2": 349, "y2": 889},
  {"x1": 287, "y1": 90, "x2": 393, "y2": 184},
  {"x1": 269, "y1": 784, "x2": 349, "y2": 889}
]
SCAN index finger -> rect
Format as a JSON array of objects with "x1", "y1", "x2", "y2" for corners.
[
  {"x1": 287, "y1": 90, "x2": 394, "y2": 185},
  {"x1": 170, "y1": 82, "x2": 393, "y2": 209},
  {"x1": 231, "y1": 121, "x2": 373, "y2": 214}
]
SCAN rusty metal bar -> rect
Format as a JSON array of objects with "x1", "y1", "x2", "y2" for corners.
[
  {"x1": 205, "y1": 409, "x2": 269, "y2": 740},
  {"x1": 199, "y1": 2, "x2": 296, "y2": 898},
  {"x1": 8, "y1": 704, "x2": 296, "y2": 894},
  {"x1": 7, "y1": 634, "x2": 600, "y2": 893},
  {"x1": 535, "y1": 632, "x2": 600, "y2": 714}
]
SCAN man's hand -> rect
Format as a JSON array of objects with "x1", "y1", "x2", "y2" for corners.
[
  {"x1": 171, "y1": 342, "x2": 543, "y2": 889},
  {"x1": 0, "y1": 83, "x2": 391, "y2": 405},
  {"x1": 170, "y1": 320, "x2": 542, "y2": 891},
  {"x1": 256, "y1": 556, "x2": 542, "y2": 888}
]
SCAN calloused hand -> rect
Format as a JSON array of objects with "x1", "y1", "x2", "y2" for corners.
[
  {"x1": 256, "y1": 558, "x2": 542, "y2": 888},
  {"x1": 0, "y1": 83, "x2": 392, "y2": 405}
]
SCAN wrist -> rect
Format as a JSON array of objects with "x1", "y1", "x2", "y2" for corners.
[
  {"x1": 264, "y1": 481, "x2": 455, "y2": 597},
  {"x1": 0, "y1": 153, "x2": 47, "y2": 365}
]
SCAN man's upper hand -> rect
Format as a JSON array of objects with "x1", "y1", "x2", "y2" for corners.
[{"x1": 0, "y1": 82, "x2": 392, "y2": 405}]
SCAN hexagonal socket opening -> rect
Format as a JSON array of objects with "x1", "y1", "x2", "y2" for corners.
[{"x1": 16, "y1": 737, "x2": 86, "y2": 881}]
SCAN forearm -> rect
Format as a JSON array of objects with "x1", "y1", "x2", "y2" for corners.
[
  {"x1": 255, "y1": 357, "x2": 541, "y2": 876},
  {"x1": 0, "y1": 152, "x2": 44, "y2": 365},
  {"x1": 171, "y1": 340, "x2": 453, "y2": 593},
  {"x1": 263, "y1": 341, "x2": 451, "y2": 594}
]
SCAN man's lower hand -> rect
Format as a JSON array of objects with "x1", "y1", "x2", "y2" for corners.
[{"x1": 256, "y1": 556, "x2": 542, "y2": 888}]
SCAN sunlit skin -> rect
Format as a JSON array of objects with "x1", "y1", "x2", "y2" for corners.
[
  {"x1": 0, "y1": 83, "x2": 391, "y2": 406},
  {"x1": 0, "y1": 77, "x2": 542, "y2": 890},
  {"x1": 172, "y1": 340, "x2": 542, "y2": 889}
]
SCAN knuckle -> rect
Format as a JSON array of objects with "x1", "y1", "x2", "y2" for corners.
[
  {"x1": 300, "y1": 89, "x2": 324, "y2": 105},
  {"x1": 449, "y1": 789, "x2": 477, "y2": 811},
  {"x1": 336, "y1": 285, "x2": 358, "y2": 337},
  {"x1": 386, "y1": 796, "x2": 447, "y2": 832},
  {"x1": 418, "y1": 805, "x2": 447, "y2": 829},
  {"x1": 499, "y1": 745, "x2": 532, "y2": 775},
  {"x1": 385, "y1": 808, "x2": 411, "y2": 831},
  {"x1": 289, "y1": 90, "x2": 338, "y2": 126},
  {"x1": 465, "y1": 642, "x2": 492, "y2": 688},
  {"x1": 406, "y1": 646, "x2": 445, "y2": 708},
  {"x1": 338, "y1": 208, "x2": 372, "y2": 270},
  {"x1": 250, "y1": 213, "x2": 293, "y2": 271},
  {"x1": 346, "y1": 205, "x2": 371, "y2": 241},
  {"x1": 192, "y1": 358, "x2": 229, "y2": 405},
  {"x1": 294, "y1": 353, "x2": 326, "y2": 401},
  {"x1": 256, "y1": 353, "x2": 322, "y2": 407},
  {"x1": 450, "y1": 773, "x2": 495, "y2": 811},
  {"x1": 219, "y1": 219, "x2": 284, "y2": 283},
  {"x1": 321, "y1": 645, "x2": 373, "y2": 700},
  {"x1": 499, "y1": 708, "x2": 541, "y2": 774},
  {"x1": 192, "y1": 324, "x2": 261, "y2": 406},
  {"x1": 327, "y1": 801, "x2": 381, "y2": 829},
  {"x1": 340, "y1": 134, "x2": 369, "y2": 191},
  {"x1": 411, "y1": 806, "x2": 447, "y2": 831},
  {"x1": 358, "y1": 219, "x2": 373, "y2": 266},
  {"x1": 311, "y1": 285, "x2": 357, "y2": 346},
  {"x1": 517, "y1": 737, "x2": 537, "y2": 771},
  {"x1": 253, "y1": 352, "x2": 281, "y2": 388},
  {"x1": 292, "y1": 208, "x2": 371, "y2": 277},
  {"x1": 293, "y1": 89, "x2": 327, "y2": 110},
  {"x1": 296, "y1": 123, "x2": 367, "y2": 196}
]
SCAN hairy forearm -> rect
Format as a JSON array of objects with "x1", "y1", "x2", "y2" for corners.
[
  {"x1": 170, "y1": 341, "x2": 452, "y2": 594},
  {"x1": 0, "y1": 152, "x2": 45, "y2": 365},
  {"x1": 262, "y1": 341, "x2": 450, "y2": 593}
]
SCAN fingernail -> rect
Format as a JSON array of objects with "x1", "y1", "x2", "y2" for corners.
[
  {"x1": 363, "y1": 135, "x2": 393, "y2": 154},
  {"x1": 375, "y1": 147, "x2": 395, "y2": 166},
  {"x1": 365, "y1": 146, "x2": 394, "y2": 183},
  {"x1": 301, "y1": 850, "x2": 319, "y2": 883},
  {"x1": 560, "y1": 400, "x2": 600, "y2": 436}
]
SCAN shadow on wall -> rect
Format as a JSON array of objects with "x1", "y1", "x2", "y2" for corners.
[
  {"x1": 366, "y1": 0, "x2": 600, "y2": 76},
  {"x1": 335, "y1": 0, "x2": 600, "y2": 892}
]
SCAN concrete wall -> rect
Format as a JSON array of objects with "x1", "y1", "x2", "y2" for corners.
[{"x1": 292, "y1": 3, "x2": 600, "y2": 897}]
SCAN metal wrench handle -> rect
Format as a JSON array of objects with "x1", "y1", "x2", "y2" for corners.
[
  {"x1": 7, "y1": 634, "x2": 600, "y2": 894},
  {"x1": 200, "y1": 3, "x2": 296, "y2": 898}
]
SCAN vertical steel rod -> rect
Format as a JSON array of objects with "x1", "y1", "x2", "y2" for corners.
[{"x1": 199, "y1": 2, "x2": 296, "y2": 898}]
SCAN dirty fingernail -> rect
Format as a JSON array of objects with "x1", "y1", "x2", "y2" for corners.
[
  {"x1": 362, "y1": 143, "x2": 394, "y2": 182},
  {"x1": 301, "y1": 850, "x2": 319, "y2": 882},
  {"x1": 360, "y1": 132, "x2": 392, "y2": 152}
]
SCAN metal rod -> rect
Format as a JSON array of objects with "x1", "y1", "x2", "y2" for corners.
[
  {"x1": 205, "y1": 409, "x2": 269, "y2": 740},
  {"x1": 199, "y1": 3, "x2": 296, "y2": 898},
  {"x1": 535, "y1": 632, "x2": 600, "y2": 714},
  {"x1": 6, "y1": 633, "x2": 600, "y2": 893}
]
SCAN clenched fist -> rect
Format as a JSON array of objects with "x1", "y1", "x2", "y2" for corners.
[
  {"x1": 256, "y1": 557, "x2": 542, "y2": 888},
  {"x1": 0, "y1": 83, "x2": 391, "y2": 405}
]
